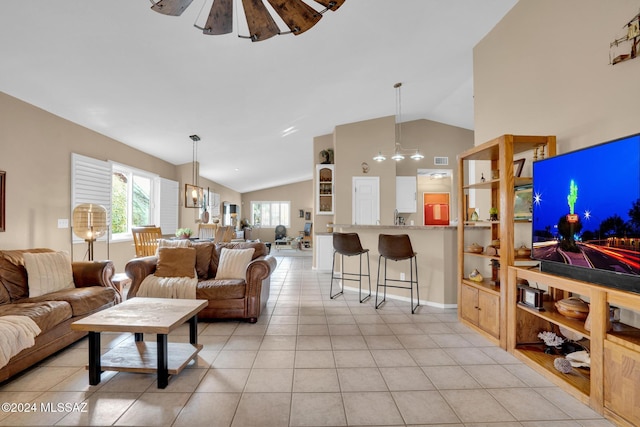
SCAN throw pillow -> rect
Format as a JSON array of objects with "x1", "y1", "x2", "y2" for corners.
[
  {"x1": 156, "y1": 238, "x2": 191, "y2": 256},
  {"x1": 215, "y1": 248, "x2": 255, "y2": 280},
  {"x1": 191, "y1": 241, "x2": 214, "y2": 279},
  {"x1": 155, "y1": 247, "x2": 196, "y2": 278},
  {"x1": 23, "y1": 251, "x2": 74, "y2": 298}
]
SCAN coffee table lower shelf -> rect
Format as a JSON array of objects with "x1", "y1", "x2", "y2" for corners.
[{"x1": 98, "y1": 341, "x2": 203, "y2": 375}]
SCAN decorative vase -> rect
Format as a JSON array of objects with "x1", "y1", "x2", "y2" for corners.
[{"x1": 201, "y1": 209, "x2": 209, "y2": 223}]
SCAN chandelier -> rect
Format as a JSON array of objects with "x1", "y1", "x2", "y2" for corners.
[
  {"x1": 373, "y1": 82, "x2": 424, "y2": 162},
  {"x1": 149, "y1": 0, "x2": 345, "y2": 42}
]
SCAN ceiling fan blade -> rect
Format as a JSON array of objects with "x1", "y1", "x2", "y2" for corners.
[
  {"x1": 242, "y1": 0, "x2": 280, "y2": 42},
  {"x1": 203, "y1": 0, "x2": 233, "y2": 35},
  {"x1": 150, "y1": 0, "x2": 194, "y2": 16},
  {"x1": 312, "y1": 0, "x2": 345, "y2": 12},
  {"x1": 266, "y1": 0, "x2": 322, "y2": 35}
]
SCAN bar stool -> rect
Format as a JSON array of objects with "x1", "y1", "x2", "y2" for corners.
[
  {"x1": 376, "y1": 234, "x2": 419, "y2": 313},
  {"x1": 330, "y1": 232, "x2": 371, "y2": 302}
]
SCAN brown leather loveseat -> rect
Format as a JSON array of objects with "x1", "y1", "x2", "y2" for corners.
[
  {"x1": 0, "y1": 248, "x2": 120, "y2": 383},
  {"x1": 125, "y1": 241, "x2": 276, "y2": 323}
]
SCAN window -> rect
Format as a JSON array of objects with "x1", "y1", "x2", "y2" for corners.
[
  {"x1": 251, "y1": 201, "x2": 290, "y2": 227},
  {"x1": 111, "y1": 164, "x2": 155, "y2": 239},
  {"x1": 72, "y1": 154, "x2": 179, "y2": 242}
]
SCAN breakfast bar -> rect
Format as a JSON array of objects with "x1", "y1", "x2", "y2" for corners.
[{"x1": 330, "y1": 224, "x2": 458, "y2": 307}]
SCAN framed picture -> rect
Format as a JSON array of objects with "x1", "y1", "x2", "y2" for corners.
[
  {"x1": 0, "y1": 171, "x2": 5, "y2": 232},
  {"x1": 514, "y1": 158, "x2": 525, "y2": 177},
  {"x1": 514, "y1": 185, "x2": 533, "y2": 220},
  {"x1": 210, "y1": 192, "x2": 221, "y2": 216},
  {"x1": 305, "y1": 211, "x2": 311, "y2": 220},
  {"x1": 184, "y1": 184, "x2": 204, "y2": 208}
]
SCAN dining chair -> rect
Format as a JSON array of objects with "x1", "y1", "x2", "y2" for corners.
[{"x1": 131, "y1": 226, "x2": 162, "y2": 257}]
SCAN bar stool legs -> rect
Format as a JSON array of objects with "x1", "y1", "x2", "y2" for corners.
[
  {"x1": 375, "y1": 234, "x2": 420, "y2": 314},
  {"x1": 329, "y1": 232, "x2": 371, "y2": 302},
  {"x1": 330, "y1": 251, "x2": 372, "y2": 302}
]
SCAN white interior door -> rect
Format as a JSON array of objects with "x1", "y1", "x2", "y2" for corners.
[{"x1": 352, "y1": 177, "x2": 380, "y2": 225}]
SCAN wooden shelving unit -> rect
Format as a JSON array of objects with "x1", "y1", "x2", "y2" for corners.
[
  {"x1": 508, "y1": 266, "x2": 640, "y2": 426},
  {"x1": 457, "y1": 135, "x2": 556, "y2": 348},
  {"x1": 316, "y1": 164, "x2": 334, "y2": 215}
]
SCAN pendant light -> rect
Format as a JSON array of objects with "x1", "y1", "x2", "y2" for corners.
[
  {"x1": 185, "y1": 134, "x2": 204, "y2": 208},
  {"x1": 373, "y1": 82, "x2": 424, "y2": 162}
]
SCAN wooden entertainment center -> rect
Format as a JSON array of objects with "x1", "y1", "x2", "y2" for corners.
[
  {"x1": 508, "y1": 266, "x2": 640, "y2": 427},
  {"x1": 458, "y1": 134, "x2": 640, "y2": 426}
]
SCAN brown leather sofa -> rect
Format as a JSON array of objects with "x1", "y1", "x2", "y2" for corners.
[
  {"x1": 0, "y1": 248, "x2": 120, "y2": 383},
  {"x1": 125, "y1": 241, "x2": 276, "y2": 323}
]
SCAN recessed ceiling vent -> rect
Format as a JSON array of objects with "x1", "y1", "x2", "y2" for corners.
[{"x1": 434, "y1": 156, "x2": 449, "y2": 166}]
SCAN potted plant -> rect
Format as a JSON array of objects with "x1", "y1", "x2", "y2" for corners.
[
  {"x1": 175, "y1": 228, "x2": 192, "y2": 239},
  {"x1": 489, "y1": 207, "x2": 499, "y2": 221}
]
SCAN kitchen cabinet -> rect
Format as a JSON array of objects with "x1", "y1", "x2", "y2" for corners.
[{"x1": 396, "y1": 176, "x2": 417, "y2": 213}]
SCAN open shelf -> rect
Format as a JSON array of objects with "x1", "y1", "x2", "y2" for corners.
[
  {"x1": 463, "y1": 179, "x2": 499, "y2": 190},
  {"x1": 607, "y1": 322, "x2": 640, "y2": 352},
  {"x1": 517, "y1": 301, "x2": 591, "y2": 339},
  {"x1": 461, "y1": 278, "x2": 500, "y2": 295},
  {"x1": 463, "y1": 251, "x2": 500, "y2": 260},
  {"x1": 514, "y1": 345, "x2": 590, "y2": 397}
]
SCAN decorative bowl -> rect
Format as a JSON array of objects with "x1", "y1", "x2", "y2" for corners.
[
  {"x1": 466, "y1": 243, "x2": 484, "y2": 254},
  {"x1": 555, "y1": 297, "x2": 589, "y2": 320},
  {"x1": 484, "y1": 246, "x2": 498, "y2": 256},
  {"x1": 515, "y1": 245, "x2": 531, "y2": 258}
]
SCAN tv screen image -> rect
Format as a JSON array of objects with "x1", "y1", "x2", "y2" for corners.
[{"x1": 531, "y1": 133, "x2": 640, "y2": 292}]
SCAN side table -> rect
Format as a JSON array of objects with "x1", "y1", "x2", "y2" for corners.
[{"x1": 112, "y1": 272, "x2": 132, "y2": 299}]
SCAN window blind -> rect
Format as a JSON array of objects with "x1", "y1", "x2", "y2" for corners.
[
  {"x1": 156, "y1": 177, "x2": 179, "y2": 236},
  {"x1": 71, "y1": 153, "x2": 112, "y2": 243}
]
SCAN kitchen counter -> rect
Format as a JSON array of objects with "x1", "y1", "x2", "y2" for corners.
[
  {"x1": 330, "y1": 224, "x2": 457, "y2": 230},
  {"x1": 325, "y1": 224, "x2": 458, "y2": 308}
]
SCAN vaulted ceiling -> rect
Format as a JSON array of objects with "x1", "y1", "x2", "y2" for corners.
[{"x1": 0, "y1": 0, "x2": 517, "y2": 192}]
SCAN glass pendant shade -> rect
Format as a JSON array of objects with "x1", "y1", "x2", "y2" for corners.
[
  {"x1": 72, "y1": 204, "x2": 108, "y2": 241},
  {"x1": 373, "y1": 152, "x2": 386, "y2": 162}
]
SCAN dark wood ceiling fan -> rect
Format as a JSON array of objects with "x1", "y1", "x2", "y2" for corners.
[{"x1": 150, "y1": 0, "x2": 345, "y2": 42}]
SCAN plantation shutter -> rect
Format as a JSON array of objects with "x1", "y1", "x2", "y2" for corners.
[
  {"x1": 156, "y1": 177, "x2": 178, "y2": 236},
  {"x1": 71, "y1": 153, "x2": 112, "y2": 243}
]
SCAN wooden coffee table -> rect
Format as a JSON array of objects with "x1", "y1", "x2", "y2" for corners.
[{"x1": 71, "y1": 297, "x2": 208, "y2": 388}]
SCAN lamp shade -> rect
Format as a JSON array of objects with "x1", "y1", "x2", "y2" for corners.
[{"x1": 72, "y1": 204, "x2": 108, "y2": 241}]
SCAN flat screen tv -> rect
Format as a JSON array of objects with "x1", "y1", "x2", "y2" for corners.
[{"x1": 531, "y1": 133, "x2": 640, "y2": 293}]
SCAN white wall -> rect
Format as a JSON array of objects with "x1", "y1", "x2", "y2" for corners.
[{"x1": 474, "y1": 0, "x2": 640, "y2": 152}]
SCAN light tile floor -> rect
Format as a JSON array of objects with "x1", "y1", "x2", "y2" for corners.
[{"x1": 0, "y1": 255, "x2": 615, "y2": 426}]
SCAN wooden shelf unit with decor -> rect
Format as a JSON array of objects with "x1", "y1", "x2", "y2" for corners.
[
  {"x1": 508, "y1": 266, "x2": 640, "y2": 427},
  {"x1": 316, "y1": 164, "x2": 334, "y2": 215},
  {"x1": 457, "y1": 135, "x2": 556, "y2": 348}
]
